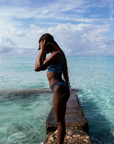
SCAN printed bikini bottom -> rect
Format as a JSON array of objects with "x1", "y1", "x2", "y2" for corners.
[{"x1": 51, "y1": 81, "x2": 70, "y2": 92}]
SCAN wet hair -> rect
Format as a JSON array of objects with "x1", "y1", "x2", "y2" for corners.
[{"x1": 39, "y1": 33, "x2": 70, "y2": 88}]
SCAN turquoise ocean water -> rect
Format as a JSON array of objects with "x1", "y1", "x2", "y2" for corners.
[{"x1": 0, "y1": 55, "x2": 114, "y2": 143}]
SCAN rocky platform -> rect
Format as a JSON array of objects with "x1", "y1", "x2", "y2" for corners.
[{"x1": 44, "y1": 93, "x2": 93, "y2": 144}]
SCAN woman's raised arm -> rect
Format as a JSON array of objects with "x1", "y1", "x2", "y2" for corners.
[
  {"x1": 34, "y1": 49, "x2": 46, "y2": 71},
  {"x1": 35, "y1": 51, "x2": 61, "y2": 72}
]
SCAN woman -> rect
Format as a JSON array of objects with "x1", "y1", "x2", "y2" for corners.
[{"x1": 35, "y1": 33, "x2": 70, "y2": 144}]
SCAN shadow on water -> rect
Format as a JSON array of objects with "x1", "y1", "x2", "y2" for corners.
[{"x1": 77, "y1": 89, "x2": 114, "y2": 144}]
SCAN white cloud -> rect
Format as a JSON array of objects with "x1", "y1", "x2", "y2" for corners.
[
  {"x1": 0, "y1": 34, "x2": 15, "y2": 53},
  {"x1": 0, "y1": 0, "x2": 114, "y2": 56},
  {"x1": 0, "y1": 47, "x2": 14, "y2": 53},
  {"x1": 0, "y1": 0, "x2": 113, "y2": 34},
  {"x1": 109, "y1": 0, "x2": 114, "y2": 23},
  {"x1": 15, "y1": 31, "x2": 26, "y2": 37},
  {"x1": 0, "y1": 0, "x2": 95, "y2": 28},
  {"x1": 0, "y1": 34, "x2": 15, "y2": 45},
  {"x1": 0, "y1": 22, "x2": 114, "y2": 56}
]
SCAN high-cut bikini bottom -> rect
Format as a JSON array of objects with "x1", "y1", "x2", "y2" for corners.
[{"x1": 51, "y1": 81, "x2": 70, "y2": 92}]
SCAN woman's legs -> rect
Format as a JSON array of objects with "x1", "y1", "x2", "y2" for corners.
[
  {"x1": 53, "y1": 99, "x2": 66, "y2": 144},
  {"x1": 53, "y1": 85, "x2": 70, "y2": 144}
]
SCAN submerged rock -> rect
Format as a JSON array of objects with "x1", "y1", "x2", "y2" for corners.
[
  {"x1": 6, "y1": 123, "x2": 40, "y2": 143},
  {"x1": 44, "y1": 129, "x2": 92, "y2": 144},
  {"x1": 6, "y1": 123, "x2": 33, "y2": 137},
  {"x1": 7, "y1": 131, "x2": 39, "y2": 144}
]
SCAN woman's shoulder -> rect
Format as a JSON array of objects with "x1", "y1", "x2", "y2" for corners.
[
  {"x1": 51, "y1": 51, "x2": 62, "y2": 57},
  {"x1": 51, "y1": 51, "x2": 63, "y2": 61},
  {"x1": 45, "y1": 51, "x2": 60, "y2": 61},
  {"x1": 47, "y1": 51, "x2": 62, "y2": 64}
]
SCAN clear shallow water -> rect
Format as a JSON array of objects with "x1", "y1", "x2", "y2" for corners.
[
  {"x1": 0, "y1": 56, "x2": 114, "y2": 143},
  {"x1": 0, "y1": 90, "x2": 53, "y2": 144}
]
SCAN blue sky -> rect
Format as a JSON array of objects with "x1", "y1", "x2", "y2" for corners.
[{"x1": 0, "y1": 0, "x2": 114, "y2": 56}]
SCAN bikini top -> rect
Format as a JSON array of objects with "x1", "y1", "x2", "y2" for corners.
[{"x1": 47, "y1": 52, "x2": 64, "y2": 73}]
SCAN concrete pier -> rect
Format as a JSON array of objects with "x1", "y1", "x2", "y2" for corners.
[{"x1": 44, "y1": 93, "x2": 93, "y2": 143}]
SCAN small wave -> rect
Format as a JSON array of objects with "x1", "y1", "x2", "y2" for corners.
[{"x1": 0, "y1": 87, "x2": 79, "y2": 98}]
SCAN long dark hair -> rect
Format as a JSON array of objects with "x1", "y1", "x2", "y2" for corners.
[{"x1": 39, "y1": 33, "x2": 70, "y2": 88}]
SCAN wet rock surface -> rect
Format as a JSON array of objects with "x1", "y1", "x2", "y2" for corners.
[{"x1": 44, "y1": 129, "x2": 92, "y2": 144}]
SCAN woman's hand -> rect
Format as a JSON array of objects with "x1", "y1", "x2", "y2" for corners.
[{"x1": 40, "y1": 40, "x2": 46, "y2": 51}]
